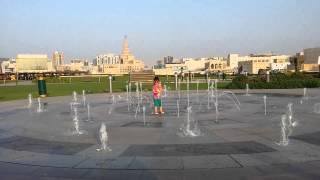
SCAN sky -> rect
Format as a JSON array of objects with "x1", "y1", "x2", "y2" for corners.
[{"x1": 1, "y1": 0, "x2": 320, "y2": 66}]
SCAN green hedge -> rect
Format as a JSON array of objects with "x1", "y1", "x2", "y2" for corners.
[{"x1": 226, "y1": 73, "x2": 320, "y2": 89}]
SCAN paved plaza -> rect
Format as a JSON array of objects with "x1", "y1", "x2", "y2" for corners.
[{"x1": 1, "y1": 88, "x2": 320, "y2": 179}]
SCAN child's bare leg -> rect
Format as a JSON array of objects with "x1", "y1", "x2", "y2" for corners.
[
  {"x1": 154, "y1": 106, "x2": 158, "y2": 114},
  {"x1": 160, "y1": 106, "x2": 164, "y2": 113}
]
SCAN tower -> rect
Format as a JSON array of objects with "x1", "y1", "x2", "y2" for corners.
[
  {"x1": 53, "y1": 51, "x2": 64, "y2": 70},
  {"x1": 121, "y1": 35, "x2": 133, "y2": 63},
  {"x1": 122, "y1": 35, "x2": 130, "y2": 57}
]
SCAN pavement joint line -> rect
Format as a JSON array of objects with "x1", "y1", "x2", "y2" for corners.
[
  {"x1": 126, "y1": 156, "x2": 137, "y2": 169},
  {"x1": 228, "y1": 154, "x2": 244, "y2": 168},
  {"x1": 72, "y1": 156, "x2": 90, "y2": 168}
]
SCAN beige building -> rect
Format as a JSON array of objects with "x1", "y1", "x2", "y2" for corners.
[
  {"x1": 205, "y1": 59, "x2": 227, "y2": 73},
  {"x1": 184, "y1": 59, "x2": 208, "y2": 72},
  {"x1": 57, "y1": 59, "x2": 89, "y2": 72},
  {"x1": 16, "y1": 54, "x2": 49, "y2": 73},
  {"x1": 153, "y1": 63, "x2": 188, "y2": 76},
  {"x1": 302, "y1": 64, "x2": 320, "y2": 72},
  {"x1": 300, "y1": 48, "x2": 320, "y2": 72},
  {"x1": 238, "y1": 60, "x2": 271, "y2": 74},
  {"x1": 229, "y1": 54, "x2": 290, "y2": 74},
  {"x1": 94, "y1": 36, "x2": 145, "y2": 74},
  {"x1": 153, "y1": 57, "x2": 229, "y2": 75}
]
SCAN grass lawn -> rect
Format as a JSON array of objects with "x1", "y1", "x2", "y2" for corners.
[{"x1": 0, "y1": 76, "x2": 230, "y2": 102}]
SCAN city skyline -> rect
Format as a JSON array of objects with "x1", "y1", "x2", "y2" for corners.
[{"x1": 1, "y1": 0, "x2": 320, "y2": 66}]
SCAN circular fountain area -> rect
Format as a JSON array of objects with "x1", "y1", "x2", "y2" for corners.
[{"x1": 1, "y1": 88, "x2": 320, "y2": 179}]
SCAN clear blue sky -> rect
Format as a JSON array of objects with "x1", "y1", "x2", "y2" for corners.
[{"x1": 1, "y1": 0, "x2": 320, "y2": 66}]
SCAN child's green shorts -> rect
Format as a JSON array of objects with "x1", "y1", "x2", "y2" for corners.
[{"x1": 153, "y1": 99, "x2": 162, "y2": 107}]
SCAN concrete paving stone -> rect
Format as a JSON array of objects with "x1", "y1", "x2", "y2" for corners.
[
  {"x1": 183, "y1": 155, "x2": 241, "y2": 169},
  {"x1": 75, "y1": 144, "x2": 129, "y2": 159},
  {"x1": 249, "y1": 152, "x2": 293, "y2": 165},
  {"x1": 11, "y1": 153, "x2": 87, "y2": 168},
  {"x1": 255, "y1": 139, "x2": 320, "y2": 162},
  {"x1": 82, "y1": 169, "x2": 142, "y2": 180},
  {"x1": 230, "y1": 154, "x2": 269, "y2": 167},
  {"x1": 160, "y1": 129, "x2": 226, "y2": 144},
  {"x1": 245, "y1": 174, "x2": 308, "y2": 180},
  {"x1": 75, "y1": 157, "x2": 134, "y2": 169},
  {"x1": 121, "y1": 141, "x2": 276, "y2": 157},
  {"x1": 128, "y1": 157, "x2": 183, "y2": 170},
  {"x1": 0, "y1": 161, "x2": 39, "y2": 175},
  {"x1": 140, "y1": 170, "x2": 183, "y2": 180},
  {"x1": 121, "y1": 122, "x2": 163, "y2": 128},
  {"x1": 279, "y1": 151, "x2": 320, "y2": 163},
  {"x1": 213, "y1": 128, "x2": 251, "y2": 137},
  {"x1": 0, "y1": 135, "x2": 94, "y2": 155},
  {"x1": 108, "y1": 157, "x2": 136, "y2": 169},
  {"x1": 182, "y1": 167, "x2": 262, "y2": 180},
  {"x1": 292, "y1": 160, "x2": 320, "y2": 178},
  {"x1": 109, "y1": 127, "x2": 162, "y2": 144},
  {"x1": 292, "y1": 131, "x2": 320, "y2": 146},
  {"x1": 31, "y1": 166, "x2": 89, "y2": 178},
  {"x1": 74, "y1": 158, "x2": 114, "y2": 169},
  {"x1": 0, "y1": 147, "x2": 33, "y2": 162},
  {"x1": 0, "y1": 174, "x2": 39, "y2": 180}
]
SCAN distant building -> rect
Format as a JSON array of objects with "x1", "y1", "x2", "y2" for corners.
[
  {"x1": 0, "y1": 58, "x2": 10, "y2": 74},
  {"x1": 119, "y1": 35, "x2": 145, "y2": 73},
  {"x1": 288, "y1": 52, "x2": 304, "y2": 72},
  {"x1": 163, "y1": 56, "x2": 174, "y2": 64},
  {"x1": 52, "y1": 51, "x2": 64, "y2": 70},
  {"x1": 94, "y1": 36, "x2": 145, "y2": 74},
  {"x1": 16, "y1": 54, "x2": 49, "y2": 73},
  {"x1": 153, "y1": 57, "x2": 228, "y2": 75},
  {"x1": 184, "y1": 59, "x2": 209, "y2": 72},
  {"x1": 300, "y1": 48, "x2": 320, "y2": 72},
  {"x1": 181, "y1": 58, "x2": 194, "y2": 63},
  {"x1": 205, "y1": 59, "x2": 227, "y2": 73},
  {"x1": 238, "y1": 60, "x2": 271, "y2": 74},
  {"x1": 95, "y1": 54, "x2": 120, "y2": 65},
  {"x1": 57, "y1": 59, "x2": 89, "y2": 72},
  {"x1": 229, "y1": 53, "x2": 290, "y2": 74},
  {"x1": 304, "y1": 48, "x2": 320, "y2": 64}
]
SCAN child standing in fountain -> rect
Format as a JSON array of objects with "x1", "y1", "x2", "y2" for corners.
[{"x1": 153, "y1": 76, "x2": 164, "y2": 114}]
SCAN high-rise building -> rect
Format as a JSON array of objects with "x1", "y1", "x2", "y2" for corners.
[{"x1": 52, "y1": 51, "x2": 64, "y2": 70}]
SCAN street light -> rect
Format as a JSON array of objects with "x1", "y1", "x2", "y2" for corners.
[
  {"x1": 109, "y1": 75, "x2": 112, "y2": 93},
  {"x1": 175, "y1": 72, "x2": 178, "y2": 90}
]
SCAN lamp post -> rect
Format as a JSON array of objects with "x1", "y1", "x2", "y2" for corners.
[
  {"x1": 109, "y1": 75, "x2": 112, "y2": 93},
  {"x1": 175, "y1": 72, "x2": 178, "y2": 90},
  {"x1": 206, "y1": 70, "x2": 209, "y2": 83},
  {"x1": 266, "y1": 71, "x2": 270, "y2": 83}
]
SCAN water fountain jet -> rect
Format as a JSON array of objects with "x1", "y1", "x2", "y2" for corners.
[
  {"x1": 27, "y1": 93, "x2": 33, "y2": 108},
  {"x1": 96, "y1": 123, "x2": 112, "y2": 151}
]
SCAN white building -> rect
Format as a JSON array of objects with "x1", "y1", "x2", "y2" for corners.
[
  {"x1": 95, "y1": 54, "x2": 120, "y2": 65},
  {"x1": 271, "y1": 63, "x2": 290, "y2": 72},
  {"x1": 184, "y1": 59, "x2": 208, "y2": 72},
  {"x1": 228, "y1": 53, "x2": 290, "y2": 73}
]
